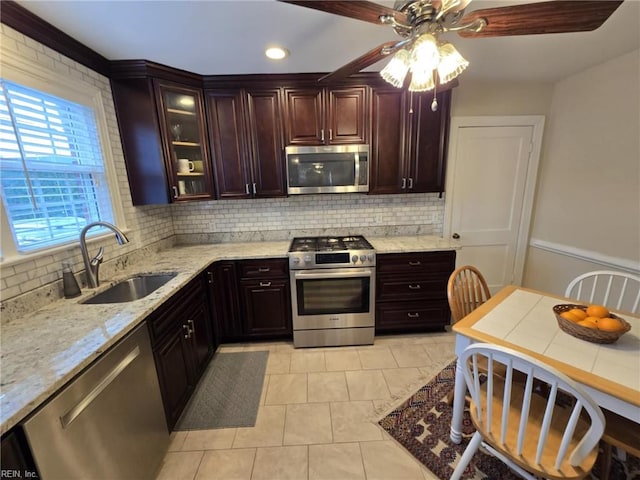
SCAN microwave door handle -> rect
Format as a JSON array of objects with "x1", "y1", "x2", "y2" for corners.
[
  {"x1": 294, "y1": 269, "x2": 373, "y2": 280},
  {"x1": 354, "y1": 152, "x2": 360, "y2": 186}
]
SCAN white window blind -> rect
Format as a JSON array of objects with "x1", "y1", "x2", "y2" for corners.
[{"x1": 0, "y1": 79, "x2": 114, "y2": 252}]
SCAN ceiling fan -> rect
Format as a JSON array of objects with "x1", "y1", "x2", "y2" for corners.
[{"x1": 278, "y1": 0, "x2": 624, "y2": 96}]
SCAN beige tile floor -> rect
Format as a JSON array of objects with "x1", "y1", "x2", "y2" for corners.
[{"x1": 155, "y1": 331, "x2": 457, "y2": 480}]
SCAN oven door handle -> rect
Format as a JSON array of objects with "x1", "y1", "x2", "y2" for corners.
[{"x1": 293, "y1": 269, "x2": 373, "y2": 280}]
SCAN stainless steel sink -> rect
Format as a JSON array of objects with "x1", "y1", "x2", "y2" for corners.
[{"x1": 81, "y1": 273, "x2": 177, "y2": 304}]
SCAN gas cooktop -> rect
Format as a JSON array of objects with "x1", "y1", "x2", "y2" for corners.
[
  {"x1": 288, "y1": 235, "x2": 375, "y2": 269},
  {"x1": 289, "y1": 235, "x2": 374, "y2": 253}
]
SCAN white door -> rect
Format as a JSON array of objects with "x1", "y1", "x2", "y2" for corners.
[{"x1": 444, "y1": 116, "x2": 544, "y2": 293}]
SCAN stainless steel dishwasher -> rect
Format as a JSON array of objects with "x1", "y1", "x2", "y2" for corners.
[{"x1": 23, "y1": 323, "x2": 169, "y2": 480}]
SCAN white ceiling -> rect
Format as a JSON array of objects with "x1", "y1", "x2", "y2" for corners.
[{"x1": 14, "y1": 0, "x2": 640, "y2": 83}]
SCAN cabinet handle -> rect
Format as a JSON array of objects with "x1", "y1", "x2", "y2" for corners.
[
  {"x1": 188, "y1": 319, "x2": 195, "y2": 335},
  {"x1": 172, "y1": 186, "x2": 179, "y2": 199},
  {"x1": 408, "y1": 261, "x2": 422, "y2": 266},
  {"x1": 245, "y1": 184, "x2": 250, "y2": 195},
  {"x1": 252, "y1": 183, "x2": 257, "y2": 195},
  {"x1": 329, "y1": 128, "x2": 332, "y2": 140},
  {"x1": 259, "y1": 281, "x2": 272, "y2": 287},
  {"x1": 407, "y1": 312, "x2": 420, "y2": 318},
  {"x1": 207, "y1": 271, "x2": 214, "y2": 284},
  {"x1": 321, "y1": 129, "x2": 325, "y2": 142},
  {"x1": 401, "y1": 178, "x2": 406, "y2": 189},
  {"x1": 408, "y1": 177, "x2": 414, "y2": 189},
  {"x1": 258, "y1": 267, "x2": 271, "y2": 273},
  {"x1": 183, "y1": 324, "x2": 193, "y2": 338},
  {"x1": 408, "y1": 284, "x2": 421, "y2": 290}
]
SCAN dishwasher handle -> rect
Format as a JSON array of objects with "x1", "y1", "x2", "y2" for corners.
[{"x1": 59, "y1": 346, "x2": 141, "y2": 429}]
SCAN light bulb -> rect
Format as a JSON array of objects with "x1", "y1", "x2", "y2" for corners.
[
  {"x1": 410, "y1": 33, "x2": 440, "y2": 74},
  {"x1": 380, "y1": 49, "x2": 410, "y2": 88}
]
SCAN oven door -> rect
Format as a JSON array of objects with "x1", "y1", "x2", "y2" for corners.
[{"x1": 291, "y1": 267, "x2": 375, "y2": 330}]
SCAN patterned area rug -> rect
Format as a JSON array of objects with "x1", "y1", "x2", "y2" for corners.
[{"x1": 378, "y1": 360, "x2": 639, "y2": 480}]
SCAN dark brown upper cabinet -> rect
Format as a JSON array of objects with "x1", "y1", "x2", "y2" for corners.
[
  {"x1": 369, "y1": 87, "x2": 451, "y2": 195},
  {"x1": 110, "y1": 62, "x2": 214, "y2": 205},
  {"x1": 206, "y1": 87, "x2": 286, "y2": 199},
  {"x1": 284, "y1": 86, "x2": 368, "y2": 146}
]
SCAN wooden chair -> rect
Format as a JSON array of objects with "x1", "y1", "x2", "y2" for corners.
[
  {"x1": 565, "y1": 270, "x2": 640, "y2": 314},
  {"x1": 447, "y1": 265, "x2": 491, "y2": 323},
  {"x1": 565, "y1": 271, "x2": 640, "y2": 479},
  {"x1": 451, "y1": 344, "x2": 605, "y2": 480},
  {"x1": 446, "y1": 265, "x2": 494, "y2": 404}
]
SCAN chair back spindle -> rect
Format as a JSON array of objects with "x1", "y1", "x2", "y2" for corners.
[
  {"x1": 454, "y1": 344, "x2": 605, "y2": 480},
  {"x1": 565, "y1": 270, "x2": 640, "y2": 313}
]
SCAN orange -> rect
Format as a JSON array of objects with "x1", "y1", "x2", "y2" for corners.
[
  {"x1": 586, "y1": 305, "x2": 609, "y2": 318},
  {"x1": 560, "y1": 311, "x2": 581, "y2": 323},
  {"x1": 577, "y1": 319, "x2": 598, "y2": 329},
  {"x1": 568, "y1": 308, "x2": 588, "y2": 320},
  {"x1": 596, "y1": 317, "x2": 625, "y2": 332},
  {"x1": 585, "y1": 316, "x2": 604, "y2": 325}
]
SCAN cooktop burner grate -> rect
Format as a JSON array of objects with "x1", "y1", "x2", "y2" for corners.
[{"x1": 289, "y1": 235, "x2": 374, "y2": 253}]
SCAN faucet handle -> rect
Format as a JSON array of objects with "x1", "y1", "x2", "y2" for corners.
[{"x1": 91, "y1": 247, "x2": 105, "y2": 266}]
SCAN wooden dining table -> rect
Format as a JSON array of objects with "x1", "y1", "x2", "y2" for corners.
[{"x1": 449, "y1": 285, "x2": 640, "y2": 444}]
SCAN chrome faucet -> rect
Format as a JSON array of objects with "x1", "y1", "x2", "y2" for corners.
[{"x1": 80, "y1": 221, "x2": 130, "y2": 288}]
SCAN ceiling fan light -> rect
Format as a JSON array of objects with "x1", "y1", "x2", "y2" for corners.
[
  {"x1": 408, "y1": 68, "x2": 436, "y2": 92},
  {"x1": 380, "y1": 49, "x2": 410, "y2": 88},
  {"x1": 410, "y1": 33, "x2": 440, "y2": 73},
  {"x1": 437, "y1": 42, "x2": 469, "y2": 84}
]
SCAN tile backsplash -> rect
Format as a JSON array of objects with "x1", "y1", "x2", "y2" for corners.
[{"x1": 171, "y1": 193, "x2": 445, "y2": 243}]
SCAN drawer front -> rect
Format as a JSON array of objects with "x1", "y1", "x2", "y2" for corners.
[
  {"x1": 238, "y1": 258, "x2": 288, "y2": 279},
  {"x1": 376, "y1": 276, "x2": 447, "y2": 301},
  {"x1": 148, "y1": 278, "x2": 203, "y2": 345},
  {"x1": 375, "y1": 300, "x2": 451, "y2": 332},
  {"x1": 376, "y1": 251, "x2": 455, "y2": 275}
]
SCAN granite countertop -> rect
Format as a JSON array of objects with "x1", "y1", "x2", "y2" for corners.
[{"x1": 0, "y1": 236, "x2": 458, "y2": 434}]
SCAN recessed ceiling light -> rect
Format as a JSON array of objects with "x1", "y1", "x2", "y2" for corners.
[{"x1": 265, "y1": 47, "x2": 289, "y2": 60}]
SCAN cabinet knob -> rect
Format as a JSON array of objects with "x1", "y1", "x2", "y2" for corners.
[{"x1": 452, "y1": 233, "x2": 460, "y2": 239}]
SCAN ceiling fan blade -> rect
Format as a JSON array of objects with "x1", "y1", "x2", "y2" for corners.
[
  {"x1": 458, "y1": 0, "x2": 624, "y2": 38},
  {"x1": 278, "y1": 1, "x2": 408, "y2": 26},
  {"x1": 318, "y1": 41, "x2": 399, "y2": 83}
]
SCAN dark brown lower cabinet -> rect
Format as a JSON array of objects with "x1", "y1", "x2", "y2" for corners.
[
  {"x1": 0, "y1": 428, "x2": 38, "y2": 478},
  {"x1": 375, "y1": 250, "x2": 456, "y2": 333},
  {"x1": 206, "y1": 259, "x2": 292, "y2": 342},
  {"x1": 239, "y1": 277, "x2": 292, "y2": 337},
  {"x1": 148, "y1": 275, "x2": 214, "y2": 430}
]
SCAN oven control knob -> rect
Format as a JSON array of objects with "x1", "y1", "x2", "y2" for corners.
[
  {"x1": 360, "y1": 255, "x2": 366, "y2": 262},
  {"x1": 292, "y1": 257, "x2": 300, "y2": 265},
  {"x1": 367, "y1": 254, "x2": 374, "y2": 262},
  {"x1": 303, "y1": 255, "x2": 312, "y2": 264},
  {"x1": 352, "y1": 255, "x2": 358, "y2": 263}
]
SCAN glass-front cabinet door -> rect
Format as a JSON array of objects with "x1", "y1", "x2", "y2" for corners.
[{"x1": 156, "y1": 82, "x2": 213, "y2": 201}]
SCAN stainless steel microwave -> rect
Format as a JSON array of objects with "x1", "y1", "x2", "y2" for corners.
[{"x1": 285, "y1": 144, "x2": 369, "y2": 194}]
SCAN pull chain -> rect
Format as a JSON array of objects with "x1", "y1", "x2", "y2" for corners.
[{"x1": 431, "y1": 71, "x2": 439, "y2": 112}]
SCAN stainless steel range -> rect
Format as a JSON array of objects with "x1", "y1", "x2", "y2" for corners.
[{"x1": 288, "y1": 235, "x2": 376, "y2": 348}]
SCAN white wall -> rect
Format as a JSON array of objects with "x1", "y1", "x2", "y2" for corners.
[
  {"x1": 0, "y1": 25, "x2": 174, "y2": 307},
  {"x1": 524, "y1": 49, "x2": 640, "y2": 295}
]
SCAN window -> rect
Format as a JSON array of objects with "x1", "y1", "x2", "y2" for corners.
[{"x1": 0, "y1": 79, "x2": 115, "y2": 253}]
